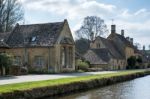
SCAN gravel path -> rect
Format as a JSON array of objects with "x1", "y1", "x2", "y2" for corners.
[{"x1": 0, "y1": 71, "x2": 118, "y2": 85}]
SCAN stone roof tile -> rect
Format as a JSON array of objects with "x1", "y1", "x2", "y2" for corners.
[{"x1": 6, "y1": 21, "x2": 64, "y2": 47}]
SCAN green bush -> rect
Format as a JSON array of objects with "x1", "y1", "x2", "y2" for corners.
[
  {"x1": 127, "y1": 56, "x2": 136, "y2": 69},
  {"x1": 0, "y1": 53, "x2": 13, "y2": 75},
  {"x1": 28, "y1": 68, "x2": 48, "y2": 74},
  {"x1": 148, "y1": 64, "x2": 150, "y2": 68},
  {"x1": 76, "y1": 59, "x2": 89, "y2": 71},
  {"x1": 136, "y1": 56, "x2": 143, "y2": 63}
]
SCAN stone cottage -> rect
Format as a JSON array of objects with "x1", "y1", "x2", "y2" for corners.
[
  {"x1": 84, "y1": 24, "x2": 140, "y2": 70},
  {"x1": 84, "y1": 36, "x2": 126, "y2": 70},
  {"x1": 108, "y1": 25, "x2": 142, "y2": 63},
  {"x1": 108, "y1": 25, "x2": 138, "y2": 60},
  {"x1": 0, "y1": 19, "x2": 75, "y2": 75}
]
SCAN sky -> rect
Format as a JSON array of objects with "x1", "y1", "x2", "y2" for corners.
[{"x1": 20, "y1": 0, "x2": 150, "y2": 49}]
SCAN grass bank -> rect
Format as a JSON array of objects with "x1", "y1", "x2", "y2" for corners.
[{"x1": 0, "y1": 69, "x2": 150, "y2": 98}]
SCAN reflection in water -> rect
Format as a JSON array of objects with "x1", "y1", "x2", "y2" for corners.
[{"x1": 50, "y1": 76, "x2": 150, "y2": 99}]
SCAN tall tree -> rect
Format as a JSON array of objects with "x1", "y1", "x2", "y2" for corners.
[
  {"x1": 134, "y1": 43, "x2": 141, "y2": 50},
  {"x1": 76, "y1": 16, "x2": 108, "y2": 41},
  {"x1": 75, "y1": 38, "x2": 90, "y2": 55},
  {"x1": 0, "y1": 0, "x2": 24, "y2": 32}
]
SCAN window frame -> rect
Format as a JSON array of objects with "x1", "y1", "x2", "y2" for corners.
[
  {"x1": 34, "y1": 56, "x2": 45, "y2": 67},
  {"x1": 13, "y1": 56, "x2": 22, "y2": 66}
]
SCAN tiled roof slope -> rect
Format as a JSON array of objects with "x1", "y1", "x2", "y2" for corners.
[
  {"x1": 108, "y1": 33, "x2": 134, "y2": 48},
  {"x1": 96, "y1": 36, "x2": 124, "y2": 59},
  {"x1": 0, "y1": 41, "x2": 9, "y2": 48},
  {"x1": 84, "y1": 49, "x2": 111, "y2": 64},
  {"x1": 107, "y1": 33, "x2": 138, "y2": 56},
  {"x1": 0, "y1": 32, "x2": 11, "y2": 42},
  {"x1": 0, "y1": 32, "x2": 11, "y2": 48},
  {"x1": 5, "y1": 21, "x2": 65, "y2": 47}
]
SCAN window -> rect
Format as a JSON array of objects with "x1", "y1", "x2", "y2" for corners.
[
  {"x1": 34, "y1": 56, "x2": 44, "y2": 67},
  {"x1": 31, "y1": 36, "x2": 36, "y2": 42},
  {"x1": 13, "y1": 56, "x2": 21, "y2": 66}
]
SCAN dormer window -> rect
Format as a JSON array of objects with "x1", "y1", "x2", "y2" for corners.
[{"x1": 31, "y1": 36, "x2": 36, "y2": 42}]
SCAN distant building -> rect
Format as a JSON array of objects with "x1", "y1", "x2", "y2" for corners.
[
  {"x1": 84, "y1": 24, "x2": 141, "y2": 70},
  {"x1": 0, "y1": 19, "x2": 75, "y2": 75},
  {"x1": 85, "y1": 36, "x2": 125, "y2": 70},
  {"x1": 141, "y1": 46, "x2": 150, "y2": 68}
]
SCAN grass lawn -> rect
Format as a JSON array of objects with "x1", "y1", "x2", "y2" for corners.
[{"x1": 0, "y1": 69, "x2": 149, "y2": 94}]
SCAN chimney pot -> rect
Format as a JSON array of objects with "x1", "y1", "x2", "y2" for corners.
[
  {"x1": 130, "y1": 38, "x2": 133, "y2": 44},
  {"x1": 143, "y1": 45, "x2": 145, "y2": 51},
  {"x1": 126, "y1": 37, "x2": 130, "y2": 41},
  {"x1": 121, "y1": 30, "x2": 124, "y2": 36},
  {"x1": 111, "y1": 25, "x2": 116, "y2": 34}
]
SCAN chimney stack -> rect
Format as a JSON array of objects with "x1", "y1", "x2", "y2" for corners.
[
  {"x1": 143, "y1": 45, "x2": 145, "y2": 51},
  {"x1": 126, "y1": 37, "x2": 130, "y2": 41},
  {"x1": 111, "y1": 25, "x2": 116, "y2": 34},
  {"x1": 130, "y1": 38, "x2": 133, "y2": 44},
  {"x1": 121, "y1": 30, "x2": 124, "y2": 36}
]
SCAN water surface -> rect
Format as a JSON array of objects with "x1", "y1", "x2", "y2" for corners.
[{"x1": 52, "y1": 75, "x2": 150, "y2": 99}]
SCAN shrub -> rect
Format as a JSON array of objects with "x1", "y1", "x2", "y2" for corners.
[
  {"x1": 148, "y1": 64, "x2": 150, "y2": 68},
  {"x1": 136, "y1": 56, "x2": 143, "y2": 63},
  {"x1": 127, "y1": 56, "x2": 137, "y2": 69},
  {"x1": 76, "y1": 59, "x2": 89, "y2": 71},
  {"x1": 0, "y1": 53, "x2": 13, "y2": 75},
  {"x1": 28, "y1": 68, "x2": 48, "y2": 74}
]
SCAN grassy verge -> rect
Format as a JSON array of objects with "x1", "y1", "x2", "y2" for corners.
[{"x1": 0, "y1": 69, "x2": 150, "y2": 94}]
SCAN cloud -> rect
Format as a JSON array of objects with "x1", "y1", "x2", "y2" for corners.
[
  {"x1": 21, "y1": 0, "x2": 116, "y2": 19},
  {"x1": 21, "y1": 0, "x2": 150, "y2": 48}
]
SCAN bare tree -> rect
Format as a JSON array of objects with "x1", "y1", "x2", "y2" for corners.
[
  {"x1": 134, "y1": 43, "x2": 141, "y2": 50},
  {"x1": 0, "y1": 0, "x2": 5, "y2": 32},
  {"x1": 76, "y1": 16, "x2": 108, "y2": 41},
  {"x1": 0, "y1": 0, "x2": 24, "y2": 32}
]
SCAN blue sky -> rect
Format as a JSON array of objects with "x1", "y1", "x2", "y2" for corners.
[{"x1": 20, "y1": 0, "x2": 150, "y2": 49}]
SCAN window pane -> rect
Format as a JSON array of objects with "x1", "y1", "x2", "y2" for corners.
[
  {"x1": 34, "y1": 56, "x2": 44, "y2": 67},
  {"x1": 13, "y1": 56, "x2": 21, "y2": 66}
]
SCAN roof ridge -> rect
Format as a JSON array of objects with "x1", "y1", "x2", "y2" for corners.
[{"x1": 19, "y1": 21, "x2": 64, "y2": 26}]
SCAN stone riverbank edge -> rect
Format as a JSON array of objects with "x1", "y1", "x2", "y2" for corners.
[{"x1": 0, "y1": 70, "x2": 150, "y2": 99}]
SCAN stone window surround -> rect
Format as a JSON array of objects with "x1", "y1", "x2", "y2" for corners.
[
  {"x1": 13, "y1": 56, "x2": 22, "y2": 66},
  {"x1": 34, "y1": 56, "x2": 45, "y2": 67}
]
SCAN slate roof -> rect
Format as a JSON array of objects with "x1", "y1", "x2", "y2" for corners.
[
  {"x1": 84, "y1": 49, "x2": 111, "y2": 65},
  {"x1": 0, "y1": 32, "x2": 11, "y2": 42},
  {"x1": 107, "y1": 33, "x2": 140, "y2": 57},
  {"x1": 0, "y1": 32, "x2": 11, "y2": 48},
  {"x1": 108, "y1": 33, "x2": 135, "y2": 48},
  {"x1": 96, "y1": 36, "x2": 124, "y2": 59},
  {"x1": 1, "y1": 21, "x2": 66, "y2": 48},
  {"x1": 75, "y1": 51, "x2": 85, "y2": 60},
  {"x1": 0, "y1": 41, "x2": 9, "y2": 48}
]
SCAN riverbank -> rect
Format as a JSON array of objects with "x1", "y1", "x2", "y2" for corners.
[{"x1": 0, "y1": 69, "x2": 150, "y2": 99}]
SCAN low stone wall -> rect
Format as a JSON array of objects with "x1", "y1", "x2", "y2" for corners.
[{"x1": 0, "y1": 71, "x2": 150, "y2": 99}]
